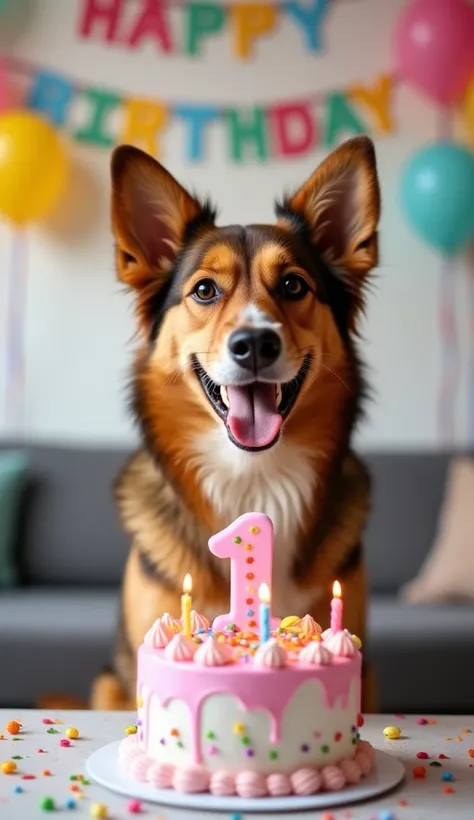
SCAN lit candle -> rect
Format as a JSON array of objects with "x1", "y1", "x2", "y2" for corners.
[
  {"x1": 259, "y1": 582, "x2": 271, "y2": 643},
  {"x1": 181, "y1": 573, "x2": 192, "y2": 638},
  {"x1": 330, "y1": 580, "x2": 343, "y2": 633},
  {"x1": 208, "y1": 512, "x2": 280, "y2": 633}
]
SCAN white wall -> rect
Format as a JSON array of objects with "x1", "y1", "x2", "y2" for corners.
[{"x1": 0, "y1": 0, "x2": 471, "y2": 449}]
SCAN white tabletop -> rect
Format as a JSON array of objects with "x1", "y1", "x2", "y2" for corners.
[{"x1": 0, "y1": 710, "x2": 473, "y2": 819}]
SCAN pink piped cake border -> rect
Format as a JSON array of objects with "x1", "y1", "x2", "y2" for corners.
[{"x1": 119, "y1": 734, "x2": 375, "y2": 798}]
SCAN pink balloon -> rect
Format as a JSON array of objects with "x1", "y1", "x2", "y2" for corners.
[
  {"x1": 0, "y1": 59, "x2": 9, "y2": 113},
  {"x1": 394, "y1": 0, "x2": 474, "y2": 106}
]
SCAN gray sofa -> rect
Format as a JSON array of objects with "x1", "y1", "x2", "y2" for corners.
[{"x1": 1, "y1": 443, "x2": 473, "y2": 712}]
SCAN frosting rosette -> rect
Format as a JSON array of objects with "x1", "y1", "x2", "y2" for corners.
[
  {"x1": 144, "y1": 619, "x2": 174, "y2": 649},
  {"x1": 297, "y1": 614, "x2": 322, "y2": 636},
  {"x1": 254, "y1": 638, "x2": 286, "y2": 669},
  {"x1": 324, "y1": 630, "x2": 358, "y2": 657},
  {"x1": 299, "y1": 640, "x2": 333, "y2": 665},
  {"x1": 160, "y1": 612, "x2": 181, "y2": 630},
  {"x1": 194, "y1": 636, "x2": 233, "y2": 667},
  {"x1": 190, "y1": 610, "x2": 210, "y2": 632},
  {"x1": 164, "y1": 633, "x2": 197, "y2": 662}
]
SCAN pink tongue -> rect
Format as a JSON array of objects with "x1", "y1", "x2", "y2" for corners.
[{"x1": 227, "y1": 384, "x2": 282, "y2": 449}]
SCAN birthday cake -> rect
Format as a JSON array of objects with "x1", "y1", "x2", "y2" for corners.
[{"x1": 119, "y1": 513, "x2": 375, "y2": 798}]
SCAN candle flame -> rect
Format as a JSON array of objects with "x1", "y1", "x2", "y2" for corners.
[
  {"x1": 183, "y1": 573, "x2": 192, "y2": 594},
  {"x1": 332, "y1": 580, "x2": 341, "y2": 598},
  {"x1": 259, "y1": 582, "x2": 271, "y2": 604}
]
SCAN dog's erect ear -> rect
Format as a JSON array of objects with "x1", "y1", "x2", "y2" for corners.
[
  {"x1": 111, "y1": 145, "x2": 215, "y2": 292},
  {"x1": 277, "y1": 136, "x2": 380, "y2": 281}
]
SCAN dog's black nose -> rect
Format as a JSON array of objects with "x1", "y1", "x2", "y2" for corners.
[{"x1": 228, "y1": 328, "x2": 282, "y2": 372}]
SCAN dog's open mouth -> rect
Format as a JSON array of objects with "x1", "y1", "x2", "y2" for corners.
[{"x1": 192, "y1": 354, "x2": 312, "y2": 452}]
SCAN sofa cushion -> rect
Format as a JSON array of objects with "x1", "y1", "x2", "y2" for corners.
[
  {"x1": 0, "y1": 588, "x2": 119, "y2": 705},
  {"x1": 363, "y1": 453, "x2": 453, "y2": 592},
  {"x1": 368, "y1": 595, "x2": 474, "y2": 712},
  {"x1": 0, "y1": 443, "x2": 131, "y2": 585},
  {"x1": 0, "y1": 450, "x2": 28, "y2": 588}
]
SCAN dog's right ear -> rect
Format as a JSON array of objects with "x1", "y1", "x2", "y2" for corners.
[{"x1": 111, "y1": 145, "x2": 215, "y2": 295}]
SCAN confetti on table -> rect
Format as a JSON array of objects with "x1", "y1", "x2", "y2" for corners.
[
  {"x1": 412, "y1": 765, "x2": 426, "y2": 778},
  {"x1": 39, "y1": 796, "x2": 56, "y2": 811}
]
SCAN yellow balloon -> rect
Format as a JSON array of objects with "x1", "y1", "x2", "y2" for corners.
[{"x1": 0, "y1": 112, "x2": 67, "y2": 225}]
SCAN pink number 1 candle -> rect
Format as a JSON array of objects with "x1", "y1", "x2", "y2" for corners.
[{"x1": 209, "y1": 512, "x2": 280, "y2": 634}]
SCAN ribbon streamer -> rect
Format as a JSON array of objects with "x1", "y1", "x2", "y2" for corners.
[
  {"x1": 467, "y1": 241, "x2": 474, "y2": 444},
  {"x1": 4, "y1": 228, "x2": 27, "y2": 431},
  {"x1": 437, "y1": 257, "x2": 459, "y2": 443}
]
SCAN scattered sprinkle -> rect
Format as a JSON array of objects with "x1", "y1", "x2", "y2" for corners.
[
  {"x1": 321, "y1": 814, "x2": 335, "y2": 820},
  {"x1": 233, "y1": 536, "x2": 242, "y2": 544},
  {"x1": 207, "y1": 744, "x2": 218, "y2": 756},
  {"x1": 245, "y1": 748, "x2": 255, "y2": 757},
  {"x1": 269, "y1": 749, "x2": 278, "y2": 760},
  {"x1": 468, "y1": 748, "x2": 474, "y2": 758},
  {"x1": 176, "y1": 740, "x2": 184, "y2": 749},
  {"x1": 334, "y1": 732, "x2": 342, "y2": 742},
  {"x1": 321, "y1": 744, "x2": 330, "y2": 754},
  {"x1": 412, "y1": 766, "x2": 426, "y2": 778},
  {"x1": 69, "y1": 775, "x2": 77, "y2": 781},
  {"x1": 417, "y1": 718, "x2": 428, "y2": 725},
  {"x1": 439, "y1": 753, "x2": 450, "y2": 759},
  {"x1": 301, "y1": 744, "x2": 310, "y2": 753},
  {"x1": 6, "y1": 720, "x2": 21, "y2": 735},
  {"x1": 206, "y1": 731, "x2": 215, "y2": 740},
  {"x1": 125, "y1": 725, "x2": 137, "y2": 736},
  {"x1": 442, "y1": 771, "x2": 454, "y2": 781},
  {"x1": 399, "y1": 799, "x2": 409, "y2": 806},
  {"x1": 430, "y1": 761, "x2": 442, "y2": 767},
  {"x1": 66, "y1": 798, "x2": 76, "y2": 809},
  {"x1": 1, "y1": 760, "x2": 17, "y2": 774},
  {"x1": 46, "y1": 728, "x2": 59, "y2": 735},
  {"x1": 444, "y1": 737, "x2": 452, "y2": 741},
  {"x1": 42, "y1": 769, "x2": 52, "y2": 776},
  {"x1": 42, "y1": 719, "x2": 54, "y2": 725},
  {"x1": 384, "y1": 726, "x2": 401, "y2": 739},
  {"x1": 60, "y1": 739, "x2": 71, "y2": 747},
  {"x1": 13, "y1": 785, "x2": 23, "y2": 794},
  {"x1": 90, "y1": 802, "x2": 108, "y2": 817},
  {"x1": 127, "y1": 798, "x2": 142, "y2": 813},
  {"x1": 378, "y1": 812, "x2": 395, "y2": 820},
  {"x1": 416, "y1": 751, "x2": 429, "y2": 759},
  {"x1": 241, "y1": 736, "x2": 251, "y2": 746},
  {"x1": 22, "y1": 774, "x2": 36, "y2": 780},
  {"x1": 37, "y1": 748, "x2": 47, "y2": 754},
  {"x1": 11, "y1": 755, "x2": 22, "y2": 760},
  {"x1": 461, "y1": 727, "x2": 471, "y2": 733},
  {"x1": 233, "y1": 723, "x2": 245, "y2": 734},
  {"x1": 66, "y1": 727, "x2": 80, "y2": 740},
  {"x1": 170, "y1": 728, "x2": 179, "y2": 737},
  {"x1": 39, "y1": 796, "x2": 56, "y2": 811},
  {"x1": 443, "y1": 785, "x2": 454, "y2": 794}
]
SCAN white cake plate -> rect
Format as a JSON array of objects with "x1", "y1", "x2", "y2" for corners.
[{"x1": 87, "y1": 742, "x2": 405, "y2": 813}]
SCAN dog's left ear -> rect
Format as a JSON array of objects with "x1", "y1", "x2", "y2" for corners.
[{"x1": 277, "y1": 135, "x2": 380, "y2": 287}]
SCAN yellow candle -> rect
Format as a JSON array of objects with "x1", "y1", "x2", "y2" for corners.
[{"x1": 181, "y1": 573, "x2": 192, "y2": 638}]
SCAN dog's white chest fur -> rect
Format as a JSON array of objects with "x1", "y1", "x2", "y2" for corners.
[{"x1": 191, "y1": 428, "x2": 321, "y2": 617}]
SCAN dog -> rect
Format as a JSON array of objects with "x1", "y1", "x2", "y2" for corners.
[{"x1": 91, "y1": 134, "x2": 380, "y2": 712}]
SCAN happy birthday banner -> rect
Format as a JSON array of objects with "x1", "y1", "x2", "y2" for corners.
[
  {"x1": 3, "y1": 55, "x2": 396, "y2": 161},
  {"x1": 78, "y1": 0, "x2": 333, "y2": 59}
]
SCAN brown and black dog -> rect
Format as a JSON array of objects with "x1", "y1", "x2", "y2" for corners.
[{"x1": 91, "y1": 135, "x2": 380, "y2": 711}]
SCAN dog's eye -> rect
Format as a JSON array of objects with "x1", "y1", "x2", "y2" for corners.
[
  {"x1": 192, "y1": 279, "x2": 218, "y2": 303},
  {"x1": 279, "y1": 273, "x2": 309, "y2": 301}
]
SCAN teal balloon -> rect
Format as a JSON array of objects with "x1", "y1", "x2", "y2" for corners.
[{"x1": 401, "y1": 142, "x2": 474, "y2": 255}]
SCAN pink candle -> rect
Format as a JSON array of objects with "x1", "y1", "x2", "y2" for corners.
[
  {"x1": 330, "y1": 580, "x2": 343, "y2": 633},
  {"x1": 209, "y1": 512, "x2": 280, "y2": 634}
]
